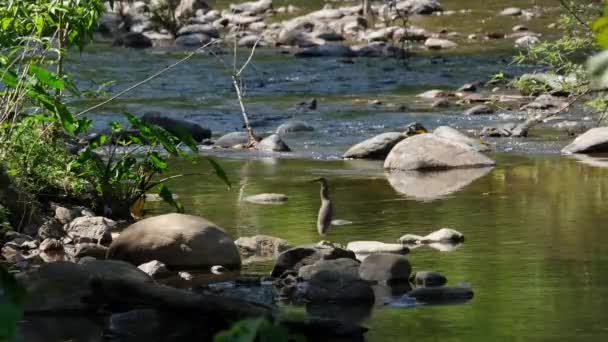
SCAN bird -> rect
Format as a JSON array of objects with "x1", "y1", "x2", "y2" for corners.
[{"x1": 312, "y1": 177, "x2": 333, "y2": 235}]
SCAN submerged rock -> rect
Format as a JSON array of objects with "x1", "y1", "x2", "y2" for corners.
[
  {"x1": 142, "y1": 112, "x2": 211, "y2": 141},
  {"x1": 384, "y1": 134, "x2": 495, "y2": 171},
  {"x1": 112, "y1": 32, "x2": 152, "y2": 48},
  {"x1": 346, "y1": 241, "x2": 409, "y2": 255},
  {"x1": 304, "y1": 269, "x2": 375, "y2": 304},
  {"x1": 480, "y1": 122, "x2": 528, "y2": 137},
  {"x1": 359, "y1": 253, "x2": 411, "y2": 282},
  {"x1": 298, "y1": 258, "x2": 360, "y2": 281},
  {"x1": 107, "y1": 214, "x2": 241, "y2": 269},
  {"x1": 399, "y1": 228, "x2": 464, "y2": 244},
  {"x1": 409, "y1": 271, "x2": 447, "y2": 287},
  {"x1": 464, "y1": 104, "x2": 494, "y2": 115},
  {"x1": 215, "y1": 132, "x2": 256, "y2": 148},
  {"x1": 271, "y1": 243, "x2": 356, "y2": 277},
  {"x1": 244, "y1": 193, "x2": 289, "y2": 204},
  {"x1": 295, "y1": 44, "x2": 356, "y2": 58},
  {"x1": 276, "y1": 120, "x2": 315, "y2": 135},
  {"x1": 343, "y1": 132, "x2": 407, "y2": 160},
  {"x1": 561, "y1": 127, "x2": 608, "y2": 154},
  {"x1": 424, "y1": 38, "x2": 457, "y2": 49},
  {"x1": 257, "y1": 134, "x2": 291, "y2": 152},
  {"x1": 74, "y1": 243, "x2": 108, "y2": 260},
  {"x1": 407, "y1": 286, "x2": 474, "y2": 304}
]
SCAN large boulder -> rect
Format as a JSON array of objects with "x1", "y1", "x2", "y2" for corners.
[
  {"x1": 358, "y1": 253, "x2": 411, "y2": 282},
  {"x1": 17, "y1": 260, "x2": 152, "y2": 313},
  {"x1": 384, "y1": 133, "x2": 496, "y2": 170},
  {"x1": 298, "y1": 258, "x2": 360, "y2": 281},
  {"x1": 141, "y1": 112, "x2": 211, "y2": 142},
  {"x1": 257, "y1": 134, "x2": 291, "y2": 152},
  {"x1": 561, "y1": 127, "x2": 608, "y2": 154},
  {"x1": 409, "y1": 271, "x2": 447, "y2": 287},
  {"x1": 396, "y1": 0, "x2": 443, "y2": 15},
  {"x1": 65, "y1": 216, "x2": 116, "y2": 245},
  {"x1": 106, "y1": 214, "x2": 241, "y2": 269},
  {"x1": 234, "y1": 235, "x2": 291, "y2": 259},
  {"x1": 175, "y1": 33, "x2": 212, "y2": 47},
  {"x1": 175, "y1": 0, "x2": 210, "y2": 20},
  {"x1": 271, "y1": 243, "x2": 356, "y2": 277},
  {"x1": 343, "y1": 132, "x2": 406, "y2": 160},
  {"x1": 433, "y1": 126, "x2": 491, "y2": 152}
]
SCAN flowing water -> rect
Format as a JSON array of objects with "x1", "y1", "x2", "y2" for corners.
[{"x1": 22, "y1": 0, "x2": 608, "y2": 340}]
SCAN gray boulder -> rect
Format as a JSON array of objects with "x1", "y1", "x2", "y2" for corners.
[
  {"x1": 276, "y1": 121, "x2": 314, "y2": 135},
  {"x1": 230, "y1": 0, "x2": 273, "y2": 15},
  {"x1": 304, "y1": 269, "x2": 375, "y2": 304},
  {"x1": 244, "y1": 193, "x2": 289, "y2": 204},
  {"x1": 271, "y1": 243, "x2": 356, "y2": 277},
  {"x1": 384, "y1": 134, "x2": 496, "y2": 170},
  {"x1": 298, "y1": 258, "x2": 360, "y2": 281},
  {"x1": 433, "y1": 126, "x2": 491, "y2": 152},
  {"x1": 107, "y1": 214, "x2": 241, "y2": 269},
  {"x1": 480, "y1": 122, "x2": 528, "y2": 137},
  {"x1": 343, "y1": 132, "x2": 407, "y2": 160},
  {"x1": 396, "y1": 0, "x2": 443, "y2": 15},
  {"x1": 238, "y1": 35, "x2": 262, "y2": 47},
  {"x1": 499, "y1": 7, "x2": 523, "y2": 16},
  {"x1": 74, "y1": 243, "x2": 108, "y2": 260},
  {"x1": 561, "y1": 127, "x2": 608, "y2": 154},
  {"x1": 464, "y1": 104, "x2": 494, "y2": 115},
  {"x1": 215, "y1": 132, "x2": 252, "y2": 148},
  {"x1": 409, "y1": 271, "x2": 447, "y2": 287},
  {"x1": 407, "y1": 286, "x2": 473, "y2": 303},
  {"x1": 142, "y1": 112, "x2": 211, "y2": 142},
  {"x1": 234, "y1": 235, "x2": 291, "y2": 259},
  {"x1": 295, "y1": 44, "x2": 356, "y2": 58},
  {"x1": 175, "y1": 33, "x2": 212, "y2": 47},
  {"x1": 424, "y1": 38, "x2": 457, "y2": 49},
  {"x1": 175, "y1": 0, "x2": 210, "y2": 20},
  {"x1": 176, "y1": 24, "x2": 219, "y2": 38},
  {"x1": 65, "y1": 216, "x2": 116, "y2": 245},
  {"x1": 112, "y1": 32, "x2": 152, "y2": 48},
  {"x1": 359, "y1": 253, "x2": 411, "y2": 282},
  {"x1": 346, "y1": 241, "x2": 409, "y2": 255},
  {"x1": 39, "y1": 238, "x2": 63, "y2": 252},
  {"x1": 257, "y1": 134, "x2": 291, "y2": 152},
  {"x1": 521, "y1": 94, "x2": 568, "y2": 111}
]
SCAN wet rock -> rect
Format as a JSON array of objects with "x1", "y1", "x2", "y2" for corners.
[
  {"x1": 386, "y1": 167, "x2": 493, "y2": 201},
  {"x1": 271, "y1": 243, "x2": 356, "y2": 277},
  {"x1": 37, "y1": 219, "x2": 64, "y2": 240},
  {"x1": 417, "y1": 89, "x2": 452, "y2": 99},
  {"x1": 515, "y1": 35, "x2": 540, "y2": 48},
  {"x1": 409, "y1": 271, "x2": 447, "y2": 287},
  {"x1": 234, "y1": 234, "x2": 290, "y2": 259},
  {"x1": 175, "y1": 33, "x2": 213, "y2": 47},
  {"x1": 400, "y1": 228, "x2": 464, "y2": 244},
  {"x1": 230, "y1": 0, "x2": 273, "y2": 15},
  {"x1": 343, "y1": 132, "x2": 407, "y2": 160},
  {"x1": 238, "y1": 35, "x2": 261, "y2": 47},
  {"x1": 407, "y1": 286, "x2": 474, "y2": 304},
  {"x1": 352, "y1": 42, "x2": 403, "y2": 57},
  {"x1": 222, "y1": 13, "x2": 264, "y2": 26},
  {"x1": 431, "y1": 98, "x2": 450, "y2": 108},
  {"x1": 384, "y1": 134, "x2": 495, "y2": 171},
  {"x1": 65, "y1": 216, "x2": 115, "y2": 245},
  {"x1": 244, "y1": 193, "x2": 289, "y2": 204},
  {"x1": 347, "y1": 241, "x2": 408, "y2": 255},
  {"x1": 215, "y1": 132, "x2": 252, "y2": 148},
  {"x1": 17, "y1": 260, "x2": 152, "y2": 312},
  {"x1": 276, "y1": 120, "x2": 314, "y2": 135},
  {"x1": 112, "y1": 32, "x2": 152, "y2": 48},
  {"x1": 298, "y1": 258, "x2": 360, "y2": 281},
  {"x1": 513, "y1": 25, "x2": 529, "y2": 32},
  {"x1": 257, "y1": 134, "x2": 291, "y2": 152},
  {"x1": 177, "y1": 24, "x2": 219, "y2": 38},
  {"x1": 424, "y1": 38, "x2": 457, "y2": 49},
  {"x1": 396, "y1": 0, "x2": 443, "y2": 15},
  {"x1": 138, "y1": 260, "x2": 171, "y2": 278},
  {"x1": 295, "y1": 44, "x2": 356, "y2": 58},
  {"x1": 39, "y1": 238, "x2": 63, "y2": 252},
  {"x1": 359, "y1": 253, "x2": 411, "y2": 282},
  {"x1": 555, "y1": 121, "x2": 588, "y2": 136},
  {"x1": 54, "y1": 206, "x2": 78, "y2": 225},
  {"x1": 464, "y1": 104, "x2": 494, "y2": 115},
  {"x1": 211, "y1": 265, "x2": 228, "y2": 274},
  {"x1": 74, "y1": 243, "x2": 108, "y2": 260},
  {"x1": 521, "y1": 94, "x2": 568, "y2": 111},
  {"x1": 499, "y1": 7, "x2": 523, "y2": 16},
  {"x1": 107, "y1": 213, "x2": 241, "y2": 269},
  {"x1": 457, "y1": 82, "x2": 479, "y2": 92},
  {"x1": 561, "y1": 127, "x2": 608, "y2": 154},
  {"x1": 480, "y1": 122, "x2": 528, "y2": 137},
  {"x1": 142, "y1": 112, "x2": 212, "y2": 141},
  {"x1": 433, "y1": 126, "x2": 491, "y2": 152},
  {"x1": 304, "y1": 269, "x2": 375, "y2": 304}
]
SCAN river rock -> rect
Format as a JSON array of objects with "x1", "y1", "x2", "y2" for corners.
[
  {"x1": 239, "y1": 35, "x2": 261, "y2": 47},
  {"x1": 396, "y1": 0, "x2": 443, "y2": 15},
  {"x1": 37, "y1": 219, "x2": 64, "y2": 240},
  {"x1": 353, "y1": 42, "x2": 402, "y2": 57},
  {"x1": 65, "y1": 216, "x2": 116, "y2": 245},
  {"x1": 74, "y1": 243, "x2": 108, "y2": 260},
  {"x1": 137, "y1": 260, "x2": 171, "y2": 278},
  {"x1": 17, "y1": 260, "x2": 152, "y2": 312},
  {"x1": 384, "y1": 134, "x2": 496, "y2": 171},
  {"x1": 175, "y1": 33, "x2": 212, "y2": 47},
  {"x1": 561, "y1": 127, "x2": 608, "y2": 154},
  {"x1": 480, "y1": 122, "x2": 528, "y2": 137},
  {"x1": 407, "y1": 286, "x2": 474, "y2": 303},
  {"x1": 271, "y1": 243, "x2": 356, "y2": 277},
  {"x1": 257, "y1": 134, "x2": 291, "y2": 152},
  {"x1": 421, "y1": 228, "x2": 464, "y2": 243},
  {"x1": 234, "y1": 235, "x2": 291, "y2": 258},
  {"x1": 112, "y1": 32, "x2": 152, "y2": 48},
  {"x1": 230, "y1": 0, "x2": 273, "y2": 15},
  {"x1": 555, "y1": 121, "x2": 588, "y2": 136},
  {"x1": 424, "y1": 38, "x2": 457, "y2": 49},
  {"x1": 499, "y1": 7, "x2": 523, "y2": 16},
  {"x1": 417, "y1": 89, "x2": 452, "y2": 99},
  {"x1": 346, "y1": 241, "x2": 409, "y2": 255},
  {"x1": 142, "y1": 112, "x2": 211, "y2": 141},
  {"x1": 215, "y1": 132, "x2": 255, "y2": 148},
  {"x1": 298, "y1": 258, "x2": 360, "y2": 281},
  {"x1": 177, "y1": 24, "x2": 219, "y2": 38},
  {"x1": 175, "y1": 0, "x2": 210, "y2": 20},
  {"x1": 521, "y1": 94, "x2": 568, "y2": 111},
  {"x1": 295, "y1": 44, "x2": 356, "y2": 58},
  {"x1": 107, "y1": 214, "x2": 241, "y2": 269},
  {"x1": 359, "y1": 253, "x2": 411, "y2": 282},
  {"x1": 39, "y1": 238, "x2": 63, "y2": 252},
  {"x1": 343, "y1": 132, "x2": 407, "y2": 160},
  {"x1": 54, "y1": 206, "x2": 78, "y2": 225},
  {"x1": 304, "y1": 268, "x2": 375, "y2": 304},
  {"x1": 464, "y1": 104, "x2": 494, "y2": 115},
  {"x1": 409, "y1": 271, "x2": 447, "y2": 287},
  {"x1": 433, "y1": 126, "x2": 491, "y2": 152},
  {"x1": 244, "y1": 193, "x2": 289, "y2": 204},
  {"x1": 276, "y1": 120, "x2": 314, "y2": 135},
  {"x1": 515, "y1": 35, "x2": 540, "y2": 48}
]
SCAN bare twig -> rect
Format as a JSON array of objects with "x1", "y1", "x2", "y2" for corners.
[
  {"x1": 236, "y1": 37, "x2": 261, "y2": 77},
  {"x1": 559, "y1": 0, "x2": 589, "y2": 29},
  {"x1": 75, "y1": 39, "x2": 221, "y2": 117}
]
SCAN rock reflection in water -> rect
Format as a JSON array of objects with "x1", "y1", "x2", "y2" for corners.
[
  {"x1": 571, "y1": 153, "x2": 608, "y2": 168},
  {"x1": 405, "y1": 241, "x2": 464, "y2": 252},
  {"x1": 386, "y1": 167, "x2": 493, "y2": 201},
  {"x1": 18, "y1": 315, "x2": 104, "y2": 342}
]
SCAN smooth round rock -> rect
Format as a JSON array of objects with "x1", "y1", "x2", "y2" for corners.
[
  {"x1": 276, "y1": 121, "x2": 314, "y2": 135},
  {"x1": 358, "y1": 253, "x2": 411, "y2": 282},
  {"x1": 562, "y1": 127, "x2": 608, "y2": 154},
  {"x1": 343, "y1": 132, "x2": 406, "y2": 160}
]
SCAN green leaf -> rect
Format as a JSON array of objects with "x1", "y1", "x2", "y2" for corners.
[
  {"x1": 29, "y1": 64, "x2": 64, "y2": 90},
  {"x1": 0, "y1": 69, "x2": 18, "y2": 87},
  {"x1": 54, "y1": 102, "x2": 76, "y2": 134},
  {"x1": 148, "y1": 152, "x2": 168, "y2": 171},
  {"x1": 206, "y1": 158, "x2": 231, "y2": 188},
  {"x1": 171, "y1": 127, "x2": 199, "y2": 153},
  {"x1": 157, "y1": 184, "x2": 184, "y2": 213}
]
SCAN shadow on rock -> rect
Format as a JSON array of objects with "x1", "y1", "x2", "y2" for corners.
[{"x1": 386, "y1": 167, "x2": 493, "y2": 201}]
